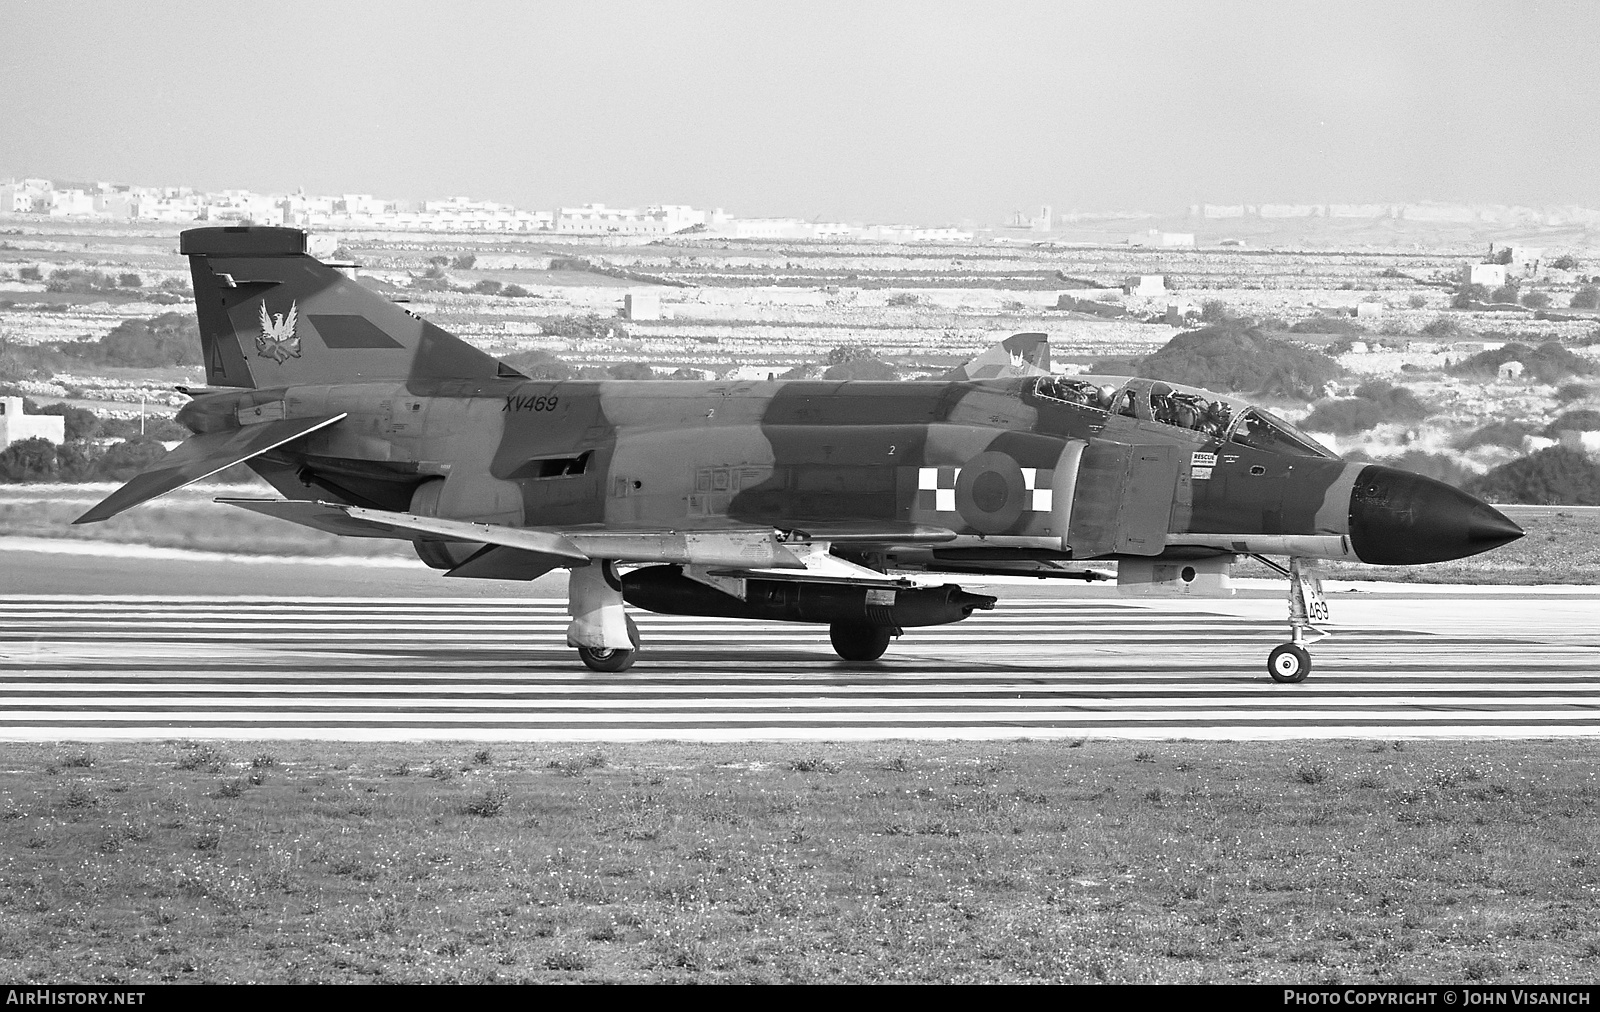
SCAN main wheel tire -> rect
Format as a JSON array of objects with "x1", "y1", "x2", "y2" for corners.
[
  {"x1": 830, "y1": 622, "x2": 892, "y2": 662},
  {"x1": 1267, "y1": 643, "x2": 1311, "y2": 683},
  {"x1": 578, "y1": 616, "x2": 640, "y2": 673}
]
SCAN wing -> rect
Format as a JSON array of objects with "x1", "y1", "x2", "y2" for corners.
[
  {"x1": 214, "y1": 502, "x2": 968, "y2": 584},
  {"x1": 215, "y1": 501, "x2": 807, "y2": 570},
  {"x1": 258, "y1": 300, "x2": 271, "y2": 337},
  {"x1": 282, "y1": 300, "x2": 297, "y2": 340}
]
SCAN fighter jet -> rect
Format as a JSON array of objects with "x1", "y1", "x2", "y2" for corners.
[{"x1": 76, "y1": 227, "x2": 1525, "y2": 683}]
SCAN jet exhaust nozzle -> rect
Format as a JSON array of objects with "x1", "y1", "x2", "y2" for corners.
[
  {"x1": 621, "y1": 566, "x2": 996, "y2": 627},
  {"x1": 1348, "y1": 465, "x2": 1524, "y2": 566}
]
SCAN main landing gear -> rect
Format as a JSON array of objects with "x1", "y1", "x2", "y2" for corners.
[
  {"x1": 567, "y1": 561, "x2": 643, "y2": 672},
  {"x1": 562, "y1": 561, "x2": 907, "y2": 670},
  {"x1": 1254, "y1": 555, "x2": 1328, "y2": 684},
  {"x1": 829, "y1": 622, "x2": 895, "y2": 662}
]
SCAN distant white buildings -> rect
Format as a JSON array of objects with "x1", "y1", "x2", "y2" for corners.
[
  {"x1": 1465, "y1": 263, "x2": 1509, "y2": 288},
  {"x1": 0, "y1": 178, "x2": 52, "y2": 213},
  {"x1": 303, "y1": 194, "x2": 552, "y2": 232},
  {"x1": 0, "y1": 397, "x2": 64, "y2": 450},
  {"x1": 1505, "y1": 245, "x2": 1544, "y2": 276},
  {"x1": 21, "y1": 174, "x2": 1600, "y2": 242},
  {"x1": 855, "y1": 224, "x2": 972, "y2": 242},
  {"x1": 556, "y1": 203, "x2": 712, "y2": 235},
  {"x1": 342, "y1": 193, "x2": 390, "y2": 216},
  {"x1": 623, "y1": 291, "x2": 660, "y2": 321},
  {"x1": 1190, "y1": 202, "x2": 1591, "y2": 226},
  {"x1": 1126, "y1": 229, "x2": 1194, "y2": 248},
  {"x1": 0, "y1": 175, "x2": 962, "y2": 242},
  {"x1": 1464, "y1": 246, "x2": 1546, "y2": 287},
  {"x1": 1124, "y1": 275, "x2": 1167, "y2": 297},
  {"x1": 48, "y1": 189, "x2": 94, "y2": 217}
]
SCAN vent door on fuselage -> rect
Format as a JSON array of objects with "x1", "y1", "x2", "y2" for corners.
[{"x1": 1066, "y1": 440, "x2": 1180, "y2": 559}]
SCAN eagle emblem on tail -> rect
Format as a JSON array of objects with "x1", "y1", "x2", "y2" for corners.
[{"x1": 256, "y1": 301, "x2": 301, "y2": 363}]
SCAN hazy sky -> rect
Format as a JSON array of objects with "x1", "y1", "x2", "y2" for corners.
[{"x1": 2, "y1": 0, "x2": 1597, "y2": 223}]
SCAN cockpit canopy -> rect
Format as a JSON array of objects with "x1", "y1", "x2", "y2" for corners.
[
  {"x1": 1226, "y1": 406, "x2": 1334, "y2": 458},
  {"x1": 1030, "y1": 375, "x2": 1335, "y2": 459}
]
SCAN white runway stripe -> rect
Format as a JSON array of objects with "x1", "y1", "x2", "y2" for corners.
[{"x1": 0, "y1": 595, "x2": 1596, "y2": 741}]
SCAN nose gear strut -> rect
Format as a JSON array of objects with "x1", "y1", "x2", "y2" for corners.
[{"x1": 1250, "y1": 555, "x2": 1329, "y2": 683}]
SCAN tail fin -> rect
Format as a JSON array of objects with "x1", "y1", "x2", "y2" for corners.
[
  {"x1": 183, "y1": 226, "x2": 520, "y2": 389},
  {"x1": 943, "y1": 331, "x2": 1051, "y2": 381}
]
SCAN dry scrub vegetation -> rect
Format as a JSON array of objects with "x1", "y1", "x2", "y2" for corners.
[
  {"x1": 0, "y1": 497, "x2": 411, "y2": 560},
  {"x1": 1, "y1": 740, "x2": 1599, "y2": 983}
]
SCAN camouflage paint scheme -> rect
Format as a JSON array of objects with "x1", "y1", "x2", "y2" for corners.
[{"x1": 76, "y1": 227, "x2": 1524, "y2": 673}]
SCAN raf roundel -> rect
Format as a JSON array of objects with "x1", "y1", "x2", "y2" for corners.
[{"x1": 954, "y1": 450, "x2": 1027, "y2": 534}]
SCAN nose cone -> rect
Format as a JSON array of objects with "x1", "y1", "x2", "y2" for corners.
[{"x1": 1349, "y1": 465, "x2": 1524, "y2": 565}]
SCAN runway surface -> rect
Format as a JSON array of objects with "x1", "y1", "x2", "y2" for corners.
[{"x1": 2, "y1": 589, "x2": 1598, "y2": 742}]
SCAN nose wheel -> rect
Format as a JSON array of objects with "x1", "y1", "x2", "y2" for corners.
[{"x1": 1267, "y1": 642, "x2": 1311, "y2": 683}]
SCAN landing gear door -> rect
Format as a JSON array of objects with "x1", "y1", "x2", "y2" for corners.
[
  {"x1": 1289, "y1": 557, "x2": 1330, "y2": 627},
  {"x1": 1066, "y1": 441, "x2": 1180, "y2": 559}
]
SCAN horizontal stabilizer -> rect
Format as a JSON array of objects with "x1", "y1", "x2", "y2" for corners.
[{"x1": 74, "y1": 413, "x2": 347, "y2": 524}]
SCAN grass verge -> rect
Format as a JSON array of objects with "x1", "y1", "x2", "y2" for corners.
[{"x1": 2, "y1": 739, "x2": 1598, "y2": 983}]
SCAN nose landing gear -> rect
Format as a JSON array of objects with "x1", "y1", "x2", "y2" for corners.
[{"x1": 1254, "y1": 555, "x2": 1328, "y2": 683}]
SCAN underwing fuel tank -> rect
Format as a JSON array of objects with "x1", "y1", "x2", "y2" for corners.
[
  {"x1": 1347, "y1": 465, "x2": 1524, "y2": 565},
  {"x1": 621, "y1": 566, "x2": 997, "y2": 627}
]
